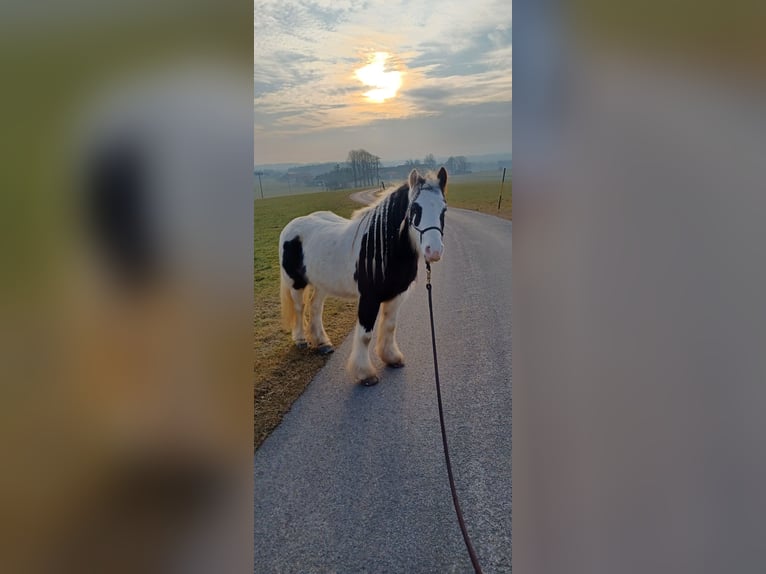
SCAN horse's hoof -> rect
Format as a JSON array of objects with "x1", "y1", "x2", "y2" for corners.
[
  {"x1": 317, "y1": 344, "x2": 334, "y2": 355},
  {"x1": 296, "y1": 341, "x2": 308, "y2": 350},
  {"x1": 359, "y1": 376, "x2": 379, "y2": 387},
  {"x1": 386, "y1": 361, "x2": 405, "y2": 369}
]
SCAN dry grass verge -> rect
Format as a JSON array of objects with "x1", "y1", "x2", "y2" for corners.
[{"x1": 254, "y1": 190, "x2": 362, "y2": 449}]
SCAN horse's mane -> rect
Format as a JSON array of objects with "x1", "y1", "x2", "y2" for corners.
[
  {"x1": 351, "y1": 183, "x2": 405, "y2": 220},
  {"x1": 351, "y1": 172, "x2": 432, "y2": 220}
]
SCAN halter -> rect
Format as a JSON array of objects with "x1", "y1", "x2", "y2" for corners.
[
  {"x1": 412, "y1": 224, "x2": 444, "y2": 240},
  {"x1": 407, "y1": 183, "x2": 445, "y2": 240}
]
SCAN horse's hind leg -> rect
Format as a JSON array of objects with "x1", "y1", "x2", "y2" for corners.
[
  {"x1": 376, "y1": 294, "x2": 405, "y2": 368},
  {"x1": 347, "y1": 295, "x2": 380, "y2": 386},
  {"x1": 289, "y1": 287, "x2": 308, "y2": 349},
  {"x1": 307, "y1": 287, "x2": 333, "y2": 355}
]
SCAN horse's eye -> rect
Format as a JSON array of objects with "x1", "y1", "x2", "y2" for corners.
[{"x1": 410, "y1": 203, "x2": 422, "y2": 227}]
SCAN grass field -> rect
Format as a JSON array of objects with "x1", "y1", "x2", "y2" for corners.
[
  {"x1": 255, "y1": 177, "x2": 324, "y2": 198},
  {"x1": 362, "y1": 170, "x2": 512, "y2": 220},
  {"x1": 446, "y1": 175, "x2": 512, "y2": 220},
  {"x1": 254, "y1": 174, "x2": 510, "y2": 449}
]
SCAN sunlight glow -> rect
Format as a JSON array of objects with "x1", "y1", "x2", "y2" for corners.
[{"x1": 355, "y1": 52, "x2": 402, "y2": 103}]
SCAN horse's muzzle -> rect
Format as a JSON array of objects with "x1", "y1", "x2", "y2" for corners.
[
  {"x1": 415, "y1": 225, "x2": 444, "y2": 263},
  {"x1": 424, "y1": 245, "x2": 442, "y2": 262}
]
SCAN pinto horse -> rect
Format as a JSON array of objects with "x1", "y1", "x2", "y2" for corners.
[{"x1": 279, "y1": 167, "x2": 448, "y2": 386}]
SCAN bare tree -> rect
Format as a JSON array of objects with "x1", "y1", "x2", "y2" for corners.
[
  {"x1": 347, "y1": 150, "x2": 359, "y2": 187},
  {"x1": 347, "y1": 149, "x2": 381, "y2": 187}
]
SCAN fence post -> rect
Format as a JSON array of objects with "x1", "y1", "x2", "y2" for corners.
[{"x1": 497, "y1": 167, "x2": 507, "y2": 210}]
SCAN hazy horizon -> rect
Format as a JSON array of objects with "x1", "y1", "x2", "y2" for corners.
[
  {"x1": 254, "y1": 0, "x2": 512, "y2": 166},
  {"x1": 254, "y1": 150, "x2": 512, "y2": 171}
]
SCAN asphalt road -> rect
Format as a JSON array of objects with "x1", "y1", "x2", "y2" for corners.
[{"x1": 254, "y1": 203, "x2": 512, "y2": 573}]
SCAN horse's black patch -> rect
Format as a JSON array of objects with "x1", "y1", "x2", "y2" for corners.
[
  {"x1": 358, "y1": 295, "x2": 381, "y2": 332},
  {"x1": 409, "y1": 202, "x2": 422, "y2": 228},
  {"x1": 282, "y1": 236, "x2": 308, "y2": 290},
  {"x1": 355, "y1": 184, "x2": 419, "y2": 331}
]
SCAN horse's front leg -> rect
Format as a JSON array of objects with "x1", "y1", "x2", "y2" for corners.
[
  {"x1": 347, "y1": 295, "x2": 380, "y2": 386},
  {"x1": 376, "y1": 294, "x2": 405, "y2": 368},
  {"x1": 307, "y1": 287, "x2": 333, "y2": 355}
]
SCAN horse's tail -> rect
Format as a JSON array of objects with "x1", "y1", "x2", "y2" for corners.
[{"x1": 280, "y1": 271, "x2": 296, "y2": 331}]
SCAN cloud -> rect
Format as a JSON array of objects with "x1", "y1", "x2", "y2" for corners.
[
  {"x1": 254, "y1": 0, "x2": 512, "y2": 162},
  {"x1": 406, "y1": 86, "x2": 451, "y2": 103},
  {"x1": 254, "y1": 100, "x2": 511, "y2": 165}
]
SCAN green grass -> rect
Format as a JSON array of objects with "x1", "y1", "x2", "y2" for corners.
[
  {"x1": 447, "y1": 177, "x2": 512, "y2": 220},
  {"x1": 255, "y1": 178, "x2": 325, "y2": 198}
]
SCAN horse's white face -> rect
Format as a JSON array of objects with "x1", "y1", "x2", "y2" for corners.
[{"x1": 408, "y1": 167, "x2": 448, "y2": 263}]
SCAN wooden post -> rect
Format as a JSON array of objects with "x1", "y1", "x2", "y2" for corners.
[
  {"x1": 255, "y1": 171, "x2": 264, "y2": 199},
  {"x1": 497, "y1": 167, "x2": 507, "y2": 210}
]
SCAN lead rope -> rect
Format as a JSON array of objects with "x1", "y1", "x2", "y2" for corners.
[{"x1": 425, "y1": 261, "x2": 484, "y2": 574}]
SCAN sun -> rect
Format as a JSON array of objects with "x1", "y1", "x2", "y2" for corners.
[{"x1": 355, "y1": 52, "x2": 402, "y2": 103}]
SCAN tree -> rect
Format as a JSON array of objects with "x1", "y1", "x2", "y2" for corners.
[
  {"x1": 424, "y1": 153, "x2": 437, "y2": 171},
  {"x1": 347, "y1": 150, "x2": 359, "y2": 187},
  {"x1": 444, "y1": 156, "x2": 469, "y2": 174},
  {"x1": 347, "y1": 149, "x2": 381, "y2": 187}
]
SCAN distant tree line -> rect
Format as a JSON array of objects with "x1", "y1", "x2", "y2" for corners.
[
  {"x1": 312, "y1": 150, "x2": 471, "y2": 190},
  {"x1": 444, "y1": 155, "x2": 470, "y2": 174},
  {"x1": 316, "y1": 163, "x2": 353, "y2": 190},
  {"x1": 313, "y1": 148, "x2": 381, "y2": 190},
  {"x1": 404, "y1": 154, "x2": 470, "y2": 174},
  {"x1": 404, "y1": 154, "x2": 436, "y2": 171}
]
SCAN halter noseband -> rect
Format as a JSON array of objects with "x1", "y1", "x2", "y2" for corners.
[{"x1": 412, "y1": 224, "x2": 443, "y2": 240}]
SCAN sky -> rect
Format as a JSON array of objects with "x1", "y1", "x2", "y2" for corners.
[{"x1": 254, "y1": 0, "x2": 512, "y2": 166}]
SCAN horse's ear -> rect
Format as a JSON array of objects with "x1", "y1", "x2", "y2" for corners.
[
  {"x1": 437, "y1": 166, "x2": 447, "y2": 192},
  {"x1": 408, "y1": 169, "x2": 419, "y2": 190}
]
